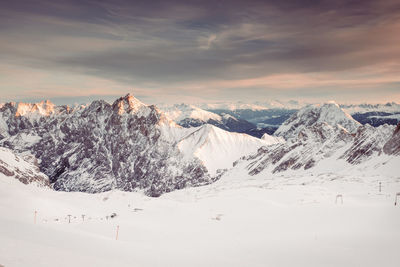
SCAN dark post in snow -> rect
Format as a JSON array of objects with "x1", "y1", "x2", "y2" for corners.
[
  {"x1": 395, "y1": 192, "x2": 400, "y2": 206},
  {"x1": 82, "y1": 214, "x2": 85, "y2": 222},
  {"x1": 379, "y1": 182, "x2": 382, "y2": 193},
  {"x1": 67, "y1": 214, "x2": 72, "y2": 223}
]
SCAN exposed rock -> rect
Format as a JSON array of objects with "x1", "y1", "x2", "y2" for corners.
[
  {"x1": 0, "y1": 147, "x2": 50, "y2": 187},
  {"x1": 274, "y1": 102, "x2": 360, "y2": 140},
  {"x1": 342, "y1": 124, "x2": 394, "y2": 164},
  {"x1": 235, "y1": 105, "x2": 396, "y2": 176},
  {"x1": 0, "y1": 95, "x2": 219, "y2": 196},
  {"x1": 383, "y1": 123, "x2": 400, "y2": 156}
]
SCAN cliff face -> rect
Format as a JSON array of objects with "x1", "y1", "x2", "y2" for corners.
[
  {"x1": 0, "y1": 147, "x2": 50, "y2": 187},
  {"x1": 383, "y1": 123, "x2": 400, "y2": 156},
  {"x1": 234, "y1": 103, "x2": 397, "y2": 176},
  {"x1": 0, "y1": 95, "x2": 214, "y2": 196},
  {"x1": 1, "y1": 95, "x2": 399, "y2": 195}
]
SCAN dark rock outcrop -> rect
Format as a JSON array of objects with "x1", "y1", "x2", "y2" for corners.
[
  {"x1": 0, "y1": 94, "x2": 215, "y2": 196},
  {"x1": 0, "y1": 147, "x2": 50, "y2": 187},
  {"x1": 383, "y1": 123, "x2": 400, "y2": 156}
]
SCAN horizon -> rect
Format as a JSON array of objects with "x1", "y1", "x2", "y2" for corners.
[
  {"x1": 1, "y1": 92, "x2": 399, "y2": 108},
  {"x1": 1, "y1": 0, "x2": 400, "y2": 104}
]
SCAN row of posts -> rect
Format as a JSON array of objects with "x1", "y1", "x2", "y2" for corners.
[
  {"x1": 31, "y1": 182, "x2": 399, "y2": 241},
  {"x1": 33, "y1": 211, "x2": 120, "y2": 240}
]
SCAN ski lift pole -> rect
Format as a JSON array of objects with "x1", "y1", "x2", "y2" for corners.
[
  {"x1": 116, "y1": 225, "x2": 120, "y2": 240},
  {"x1": 395, "y1": 193, "x2": 400, "y2": 206}
]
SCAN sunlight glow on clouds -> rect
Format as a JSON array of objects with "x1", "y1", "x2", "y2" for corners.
[{"x1": 0, "y1": 0, "x2": 399, "y2": 104}]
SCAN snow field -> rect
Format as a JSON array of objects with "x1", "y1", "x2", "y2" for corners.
[{"x1": 1, "y1": 172, "x2": 399, "y2": 267}]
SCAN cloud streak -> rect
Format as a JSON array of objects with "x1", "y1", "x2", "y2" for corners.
[{"x1": 0, "y1": 0, "x2": 399, "y2": 104}]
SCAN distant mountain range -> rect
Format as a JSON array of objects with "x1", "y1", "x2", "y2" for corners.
[
  {"x1": 1, "y1": 95, "x2": 399, "y2": 196},
  {"x1": 159, "y1": 101, "x2": 400, "y2": 137}
]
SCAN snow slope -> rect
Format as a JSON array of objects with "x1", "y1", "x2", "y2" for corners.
[
  {"x1": 177, "y1": 125, "x2": 279, "y2": 175},
  {"x1": 261, "y1": 133, "x2": 285, "y2": 144},
  {"x1": 161, "y1": 103, "x2": 222, "y2": 122},
  {"x1": 1, "y1": 164, "x2": 399, "y2": 267}
]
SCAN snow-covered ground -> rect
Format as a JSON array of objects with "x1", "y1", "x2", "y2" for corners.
[{"x1": 1, "y1": 170, "x2": 399, "y2": 267}]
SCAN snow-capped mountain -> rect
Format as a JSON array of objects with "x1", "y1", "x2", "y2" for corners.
[
  {"x1": 161, "y1": 103, "x2": 222, "y2": 123},
  {"x1": 177, "y1": 124, "x2": 278, "y2": 175},
  {"x1": 0, "y1": 94, "x2": 271, "y2": 196},
  {"x1": 341, "y1": 102, "x2": 400, "y2": 127},
  {"x1": 341, "y1": 102, "x2": 400, "y2": 114},
  {"x1": 0, "y1": 101, "x2": 73, "y2": 139},
  {"x1": 198, "y1": 99, "x2": 305, "y2": 111},
  {"x1": 193, "y1": 101, "x2": 301, "y2": 136},
  {"x1": 0, "y1": 147, "x2": 49, "y2": 187},
  {"x1": 198, "y1": 102, "x2": 269, "y2": 111},
  {"x1": 198, "y1": 101, "x2": 400, "y2": 133},
  {"x1": 274, "y1": 101, "x2": 361, "y2": 140},
  {"x1": 1, "y1": 95, "x2": 399, "y2": 196},
  {"x1": 160, "y1": 103, "x2": 256, "y2": 135},
  {"x1": 229, "y1": 103, "x2": 397, "y2": 176},
  {"x1": 0, "y1": 95, "x2": 212, "y2": 196}
]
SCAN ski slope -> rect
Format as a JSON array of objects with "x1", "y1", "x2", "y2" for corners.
[{"x1": 1, "y1": 169, "x2": 399, "y2": 267}]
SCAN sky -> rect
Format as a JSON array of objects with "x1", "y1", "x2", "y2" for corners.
[{"x1": 0, "y1": 0, "x2": 399, "y2": 105}]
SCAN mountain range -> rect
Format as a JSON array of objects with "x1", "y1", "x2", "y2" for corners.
[
  {"x1": 0, "y1": 94, "x2": 399, "y2": 196},
  {"x1": 159, "y1": 101, "x2": 400, "y2": 138}
]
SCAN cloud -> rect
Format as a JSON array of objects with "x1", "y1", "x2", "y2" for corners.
[{"x1": 0, "y1": 0, "x2": 399, "y2": 104}]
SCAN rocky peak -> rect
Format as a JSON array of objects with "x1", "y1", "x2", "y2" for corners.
[
  {"x1": 0, "y1": 94, "x2": 216, "y2": 196},
  {"x1": 112, "y1": 93, "x2": 147, "y2": 115},
  {"x1": 0, "y1": 102, "x2": 17, "y2": 118},
  {"x1": 15, "y1": 100, "x2": 56, "y2": 117},
  {"x1": 274, "y1": 101, "x2": 360, "y2": 140}
]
